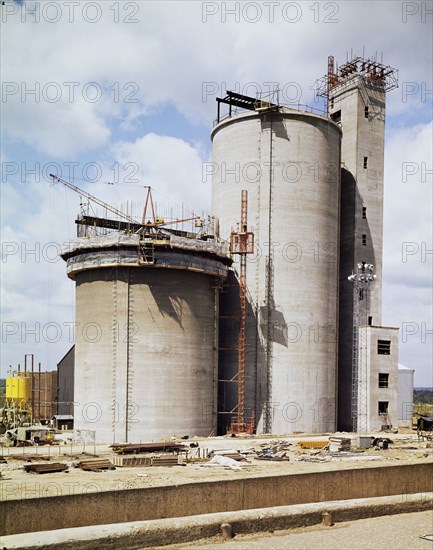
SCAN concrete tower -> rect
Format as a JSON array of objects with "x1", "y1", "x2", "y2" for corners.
[{"x1": 324, "y1": 57, "x2": 399, "y2": 431}]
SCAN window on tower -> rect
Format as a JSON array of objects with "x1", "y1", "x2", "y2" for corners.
[
  {"x1": 379, "y1": 373, "x2": 389, "y2": 388},
  {"x1": 331, "y1": 110, "x2": 341, "y2": 124},
  {"x1": 378, "y1": 401, "x2": 389, "y2": 414},
  {"x1": 362, "y1": 207, "x2": 367, "y2": 219},
  {"x1": 365, "y1": 106, "x2": 369, "y2": 118},
  {"x1": 377, "y1": 340, "x2": 391, "y2": 355},
  {"x1": 362, "y1": 234, "x2": 367, "y2": 246},
  {"x1": 363, "y1": 157, "x2": 368, "y2": 169}
]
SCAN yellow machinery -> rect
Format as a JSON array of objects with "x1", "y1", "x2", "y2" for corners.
[
  {"x1": 6, "y1": 373, "x2": 31, "y2": 402},
  {"x1": 1, "y1": 372, "x2": 32, "y2": 430}
]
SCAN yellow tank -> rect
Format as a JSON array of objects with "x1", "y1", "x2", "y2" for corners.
[{"x1": 6, "y1": 374, "x2": 31, "y2": 401}]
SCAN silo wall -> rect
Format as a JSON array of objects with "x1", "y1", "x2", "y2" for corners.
[
  {"x1": 68, "y1": 246, "x2": 224, "y2": 443},
  {"x1": 212, "y1": 110, "x2": 341, "y2": 434}
]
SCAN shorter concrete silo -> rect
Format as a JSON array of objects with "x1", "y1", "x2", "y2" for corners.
[{"x1": 62, "y1": 233, "x2": 230, "y2": 443}]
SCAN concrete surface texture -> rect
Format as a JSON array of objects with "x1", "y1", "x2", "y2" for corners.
[
  {"x1": 2, "y1": 494, "x2": 431, "y2": 549},
  {"x1": 2, "y1": 457, "x2": 432, "y2": 536},
  {"x1": 361, "y1": 326, "x2": 399, "y2": 431},
  {"x1": 212, "y1": 110, "x2": 342, "y2": 435},
  {"x1": 333, "y1": 76, "x2": 397, "y2": 434},
  {"x1": 174, "y1": 510, "x2": 433, "y2": 550},
  {"x1": 62, "y1": 235, "x2": 230, "y2": 443}
]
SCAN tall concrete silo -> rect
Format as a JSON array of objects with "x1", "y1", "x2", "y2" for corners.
[
  {"x1": 212, "y1": 101, "x2": 341, "y2": 434},
  {"x1": 62, "y1": 233, "x2": 230, "y2": 443}
]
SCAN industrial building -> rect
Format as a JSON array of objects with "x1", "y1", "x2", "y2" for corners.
[{"x1": 60, "y1": 56, "x2": 401, "y2": 443}]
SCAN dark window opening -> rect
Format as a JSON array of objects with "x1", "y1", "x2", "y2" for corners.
[
  {"x1": 378, "y1": 401, "x2": 389, "y2": 414},
  {"x1": 364, "y1": 106, "x2": 369, "y2": 118},
  {"x1": 362, "y1": 207, "x2": 367, "y2": 219},
  {"x1": 368, "y1": 316, "x2": 373, "y2": 326},
  {"x1": 363, "y1": 156, "x2": 368, "y2": 169},
  {"x1": 331, "y1": 110, "x2": 341, "y2": 123},
  {"x1": 362, "y1": 234, "x2": 367, "y2": 246},
  {"x1": 330, "y1": 98, "x2": 334, "y2": 109},
  {"x1": 379, "y1": 373, "x2": 389, "y2": 388},
  {"x1": 377, "y1": 340, "x2": 391, "y2": 355}
]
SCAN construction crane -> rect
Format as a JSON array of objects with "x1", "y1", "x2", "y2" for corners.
[
  {"x1": 49, "y1": 174, "x2": 201, "y2": 231},
  {"x1": 227, "y1": 190, "x2": 255, "y2": 434}
]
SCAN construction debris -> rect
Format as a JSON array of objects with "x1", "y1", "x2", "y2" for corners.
[
  {"x1": 208, "y1": 450, "x2": 245, "y2": 461},
  {"x1": 23, "y1": 462, "x2": 68, "y2": 474},
  {"x1": 329, "y1": 437, "x2": 351, "y2": 452},
  {"x1": 372, "y1": 437, "x2": 392, "y2": 450},
  {"x1": 298, "y1": 440, "x2": 329, "y2": 449},
  {"x1": 112, "y1": 453, "x2": 184, "y2": 467},
  {"x1": 254, "y1": 440, "x2": 292, "y2": 461},
  {"x1": 110, "y1": 442, "x2": 185, "y2": 454},
  {"x1": 77, "y1": 459, "x2": 115, "y2": 472},
  {"x1": 206, "y1": 455, "x2": 242, "y2": 470}
]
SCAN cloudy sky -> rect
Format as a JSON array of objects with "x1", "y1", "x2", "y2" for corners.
[{"x1": 1, "y1": 0, "x2": 432, "y2": 386}]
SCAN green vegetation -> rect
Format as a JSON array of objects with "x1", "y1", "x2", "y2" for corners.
[{"x1": 413, "y1": 388, "x2": 433, "y2": 418}]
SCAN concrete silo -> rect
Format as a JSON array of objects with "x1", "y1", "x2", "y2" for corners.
[
  {"x1": 212, "y1": 103, "x2": 341, "y2": 434},
  {"x1": 61, "y1": 233, "x2": 230, "y2": 443}
]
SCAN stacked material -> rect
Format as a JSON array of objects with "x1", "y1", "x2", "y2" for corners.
[
  {"x1": 23, "y1": 462, "x2": 68, "y2": 474},
  {"x1": 112, "y1": 453, "x2": 183, "y2": 467},
  {"x1": 209, "y1": 450, "x2": 244, "y2": 461},
  {"x1": 77, "y1": 459, "x2": 115, "y2": 472},
  {"x1": 110, "y1": 442, "x2": 185, "y2": 454},
  {"x1": 298, "y1": 440, "x2": 329, "y2": 449},
  {"x1": 255, "y1": 441, "x2": 292, "y2": 461},
  {"x1": 329, "y1": 437, "x2": 351, "y2": 452}
]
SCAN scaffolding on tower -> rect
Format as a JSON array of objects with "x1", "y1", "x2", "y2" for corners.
[
  {"x1": 227, "y1": 190, "x2": 255, "y2": 434},
  {"x1": 315, "y1": 54, "x2": 398, "y2": 114}
]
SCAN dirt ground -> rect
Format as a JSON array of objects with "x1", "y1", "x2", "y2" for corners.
[{"x1": 1, "y1": 431, "x2": 431, "y2": 501}]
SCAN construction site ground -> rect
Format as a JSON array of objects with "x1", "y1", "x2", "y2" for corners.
[
  {"x1": 1, "y1": 430, "x2": 431, "y2": 500},
  {"x1": 1, "y1": 430, "x2": 432, "y2": 548},
  {"x1": 162, "y1": 510, "x2": 433, "y2": 550}
]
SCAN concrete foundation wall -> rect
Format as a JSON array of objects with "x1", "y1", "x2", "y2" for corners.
[{"x1": 1, "y1": 463, "x2": 431, "y2": 536}]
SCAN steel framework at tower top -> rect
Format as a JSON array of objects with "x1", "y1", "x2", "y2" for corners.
[{"x1": 315, "y1": 55, "x2": 399, "y2": 113}]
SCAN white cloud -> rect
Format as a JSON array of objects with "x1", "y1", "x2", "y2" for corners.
[
  {"x1": 112, "y1": 133, "x2": 209, "y2": 214},
  {"x1": 1, "y1": 0, "x2": 432, "y2": 386},
  {"x1": 383, "y1": 121, "x2": 433, "y2": 385}
]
